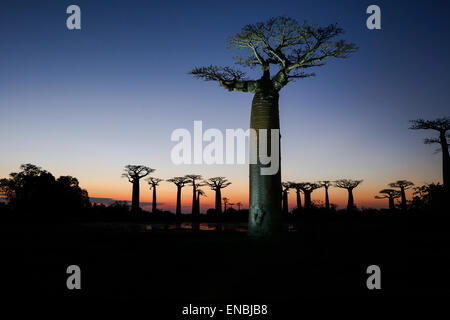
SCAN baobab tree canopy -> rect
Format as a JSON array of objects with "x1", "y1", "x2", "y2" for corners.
[
  {"x1": 167, "y1": 176, "x2": 189, "y2": 187},
  {"x1": 334, "y1": 179, "x2": 362, "y2": 189},
  {"x1": 205, "y1": 177, "x2": 231, "y2": 190},
  {"x1": 122, "y1": 165, "x2": 153, "y2": 182},
  {"x1": 409, "y1": 117, "x2": 450, "y2": 133},
  {"x1": 389, "y1": 180, "x2": 414, "y2": 190},
  {"x1": 375, "y1": 189, "x2": 401, "y2": 199},
  {"x1": 191, "y1": 16, "x2": 357, "y2": 92},
  {"x1": 147, "y1": 177, "x2": 163, "y2": 188}
]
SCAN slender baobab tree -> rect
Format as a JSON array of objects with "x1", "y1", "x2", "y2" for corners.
[
  {"x1": 222, "y1": 197, "x2": 229, "y2": 212},
  {"x1": 282, "y1": 182, "x2": 293, "y2": 214},
  {"x1": 298, "y1": 183, "x2": 321, "y2": 210},
  {"x1": 334, "y1": 179, "x2": 363, "y2": 211},
  {"x1": 291, "y1": 183, "x2": 303, "y2": 210},
  {"x1": 388, "y1": 180, "x2": 414, "y2": 210},
  {"x1": 191, "y1": 16, "x2": 356, "y2": 237},
  {"x1": 196, "y1": 188, "x2": 206, "y2": 214},
  {"x1": 236, "y1": 202, "x2": 242, "y2": 211},
  {"x1": 122, "y1": 165, "x2": 153, "y2": 213},
  {"x1": 147, "y1": 177, "x2": 163, "y2": 213},
  {"x1": 319, "y1": 180, "x2": 332, "y2": 210},
  {"x1": 410, "y1": 117, "x2": 450, "y2": 189},
  {"x1": 167, "y1": 176, "x2": 189, "y2": 217},
  {"x1": 185, "y1": 174, "x2": 203, "y2": 216},
  {"x1": 375, "y1": 189, "x2": 401, "y2": 210},
  {"x1": 204, "y1": 177, "x2": 231, "y2": 214}
]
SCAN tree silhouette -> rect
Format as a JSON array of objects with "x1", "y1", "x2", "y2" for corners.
[
  {"x1": 185, "y1": 174, "x2": 203, "y2": 216},
  {"x1": 196, "y1": 188, "x2": 206, "y2": 214},
  {"x1": 204, "y1": 177, "x2": 231, "y2": 214},
  {"x1": 375, "y1": 188, "x2": 401, "y2": 210},
  {"x1": 236, "y1": 202, "x2": 242, "y2": 211},
  {"x1": 297, "y1": 182, "x2": 321, "y2": 210},
  {"x1": 334, "y1": 179, "x2": 362, "y2": 211},
  {"x1": 319, "y1": 180, "x2": 332, "y2": 210},
  {"x1": 191, "y1": 16, "x2": 356, "y2": 237},
  {"x1": 0, "y1": 164, "x2": 89, "y2": 216},
  {"x1": 222, "y1": 197, "x2": 229, "y2": 212},
  {"x1": 388, "y1": 180, "x2": 414, "y2": 210},
  {"x1": 147, "y1": 177, "x2": 163, "y2": 213},
  {"x1": 167, "y1": 176, "x2": 189, "y2": 216},
  {"x1": 282, "y1": 182, "x2": 293, "y2": 214},
  {"x1": 291, "y1": 183, "x2": 303, "y2": 210},
  {"x1": 122, "y1": 165, "x2": 153, "y2": 213},
  {"x1": 410, "y1": 117, "x2": 450, "y2": 189}
]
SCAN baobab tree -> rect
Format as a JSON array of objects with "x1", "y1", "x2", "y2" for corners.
[
  {"x1": 319, "y1": 180, "x2": 332, "y2": 210},
  {"x1": 122, "y1": 165, "x2": 153, "y2": 213},
  {"x1": 191, "y1": 16, "x2": 356, "y2": 237},
  {"x1": 167, "y1": 176, "x2": 189, "y2": 216},
  {"x1": 196, "y1": 189, "x2": 206, "y2": 214},
  {"x1": 291, "y1": 183, "x2": 303, "y2": 210},
  {"x1": 388, "y1": 180, "x2": 414, "y2": 210},
  {"x1": 298, "y1": 183, "x2": 321, "y2": 210},
  {"x1": 282, "y1": 182, "x2": 293, "y2": 214},
  {"x1": 236, "y1": 202, "x2": 242, "y2": 211},
  {"x1": 409, "y1": 117, "x2": 450, "y2": 189},
  {"x1": 184, "y1": 174, "x2": 203, "y2": 216},
  {"x1": 147, "y1": 177, "x2": 163, "y2": 213},
  {"x1": 222, "y1": 197, "x2": 229, "y2": 212},
  {"x1": 334, "y1": 179, "x2": 363, "y2": 211},
  {"x1": 375, "y1": 189, "x2": 401, "y2": 210},
  {"x1": 204, "y1": 177, "x2": 231, "y2": 214}
]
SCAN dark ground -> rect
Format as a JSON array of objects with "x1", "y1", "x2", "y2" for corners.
[{"x1": 1, "y1": 213, "x2": 448, "y2": 315}]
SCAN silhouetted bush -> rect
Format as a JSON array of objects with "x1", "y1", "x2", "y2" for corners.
[{"x1": 0, "y1": 164, "x2": 89, "y2": 221}]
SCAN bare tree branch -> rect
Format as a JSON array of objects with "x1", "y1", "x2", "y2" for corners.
[{"x1": 190, "y1": 65, "x2": 257, "y2": 92}]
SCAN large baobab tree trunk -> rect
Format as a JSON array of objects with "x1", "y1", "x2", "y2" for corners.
[
  {"x1": 132, "y1": 180, "x2": 140, "y2": 213},
  {"x1": 347, "y1": 188, "x2": 354, "y2": 211},
  {"x1": 400, "y1": 187, "x2": 406, "y2": 210},
  {"x1": 388, "y1": 196, "x2": 395, "y2": 210},
  {"x1": 196, "y1": 193, "x2": 200, "y2": 214},
  {"x1": 325, "y1": 187, "x2": 330, "y2": 210},
  {"x1": 176, "y1": 186, "x2": 182, "y2": 216},
  {"x1": 249, "y1": 89, "x2": 282, "y2": 238},
  {"x1": 296, "y1": 189, "x2": 302, "y2": 210},
  {"x1": 152, "y1": 186, "x2": 157, "y2": 213},
  {"x1": 282, "y1": 189, "x2": 288, "y2": 215},
  {"x1": 192, "y1": 184, "x2": 197, "y2": 216},
  {"x1": 215, "y1": 188, "x2": 222, "y2": 214},
  {"x1": 304, "y1": 191, "x2": 312, "y2": 210},
  {"x1": 440, "y1": 131, "x2": 450, "y2": 189}
]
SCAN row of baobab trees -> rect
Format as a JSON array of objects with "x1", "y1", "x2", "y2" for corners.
[
  {"x1": 122, "y1": 165, "x2": 235, "y2": 215},
  {"x1": 122, "y1": 164, "x2": 414, "y2": 215},
  {"x1": 282, "y1": 179, "x2": 414, "y2": 213}
]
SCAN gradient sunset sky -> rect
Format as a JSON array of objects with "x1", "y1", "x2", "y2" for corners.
[{"x1": 1, "y1": 0, "x2": 449, "y2": 211}]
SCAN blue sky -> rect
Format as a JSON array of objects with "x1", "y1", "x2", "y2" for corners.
[{"x1": 1, "y1": 0, "x2": 449, "y2": 210}]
